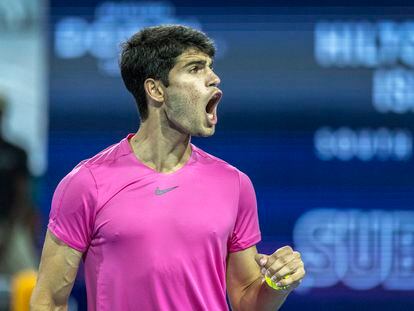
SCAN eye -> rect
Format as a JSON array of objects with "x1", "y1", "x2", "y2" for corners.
[{"x1": 190, "y1": 65, "x2": 203, "y2": 73}]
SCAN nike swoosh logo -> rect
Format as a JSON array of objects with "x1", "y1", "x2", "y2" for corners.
[{"x1": 155, "y1": 186, "x2": 179, "y2": 196}]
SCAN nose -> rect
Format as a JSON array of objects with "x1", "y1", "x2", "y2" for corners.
[{"x1": 208, "y1": 69, "x2": 221, "y2": 88}]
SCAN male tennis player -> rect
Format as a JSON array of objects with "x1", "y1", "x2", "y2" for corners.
[{"x1": 31, "y1": 25, "x2": 305, "y2": 310}]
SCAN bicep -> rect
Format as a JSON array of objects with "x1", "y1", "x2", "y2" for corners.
[
  {"x1": 226, "y1": 245, "x2": 262, "y2": 311},
  {"x1": 31, "y1": 229, "x2": 82, "y2": 307}
]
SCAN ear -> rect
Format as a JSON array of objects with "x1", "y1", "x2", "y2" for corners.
[{"x1": 144, "y1": 78, "x2": 164, "y2": 103}]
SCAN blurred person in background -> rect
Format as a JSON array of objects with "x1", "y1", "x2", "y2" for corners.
[{"x1": 0, "y1": 94, "x2": 38, "y2": 276}]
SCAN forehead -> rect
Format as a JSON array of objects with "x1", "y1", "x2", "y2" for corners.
[{"x1": 174, "y1": 49, "x2": 213, "y2": 66}]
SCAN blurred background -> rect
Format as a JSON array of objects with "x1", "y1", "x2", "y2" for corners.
[{"x1": 1, "y1": 0, "x2": 414, "y2": 310}]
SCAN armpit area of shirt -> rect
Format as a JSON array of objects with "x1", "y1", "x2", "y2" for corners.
[
  {"x1": 47, "y1": 222, "x2": 87, "y2": 253},
  {"x1": 228, "y1": 232, "x2": 261, "y2": 253}
]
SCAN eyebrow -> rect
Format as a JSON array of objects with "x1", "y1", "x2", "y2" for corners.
[{"x1": 182, "y1": 60, "x2": 214, "y2": 69}]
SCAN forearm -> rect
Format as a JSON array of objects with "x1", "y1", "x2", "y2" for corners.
[
  {"x1": 30, "y1": 303, "x2": 67, "y2": 311},
  {"x1": 239, "y1": 277, "x2": 291, "y2": 311},
  {"x1": 30, "y1": 286, "x2": 69, "y2": 311},
  {"x1": 30, "y1": 296, "x2": 68, "y2": 311}
]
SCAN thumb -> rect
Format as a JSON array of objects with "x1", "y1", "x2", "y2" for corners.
[{"x1": 255, "y1": 253, "x2": 268, "y2": 267}]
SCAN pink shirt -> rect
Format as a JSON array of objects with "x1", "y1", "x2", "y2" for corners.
[{"x1": 48, "y1": 134, "x2": 261, "y2": 310}]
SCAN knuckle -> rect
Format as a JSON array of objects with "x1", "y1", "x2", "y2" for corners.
[
  {"x1": 275, "y1": 262, "x2": 285, "y2": 272},
  {"x1": 271, "y1": 254, "x2": 279, "y2": 263},
  {"x1": 265, "y1": 256, "x2": 277, "y2": 268},
  {"x1": 282, "y1": 267, "x2": 291, "y2": 276},
  {"x1": 296, "y1": 267, "x2": 305, "y2": 278},
  {"x1": 289, "y1": 260, "x2": 298, "y2": 269},
  {"x1": 277, "y1": 245, "x2": 292, "y2": 254},
  {"x1": 276, "y1": 274, "x2": 286, "y2": 283}
]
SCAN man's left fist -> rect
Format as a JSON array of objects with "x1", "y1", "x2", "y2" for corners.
[{"x1": 254, "y1": 246, "x2": 306, "y2": 290}]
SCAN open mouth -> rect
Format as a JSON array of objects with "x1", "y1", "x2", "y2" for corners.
[
  {"x1": 205, "y1": 92, "x2": 222, "y2": 125},
  {"x1": 206, "y1": 92, "x2": 222, "y2": 114}
]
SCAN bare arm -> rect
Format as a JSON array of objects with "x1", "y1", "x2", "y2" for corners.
[
  {"x1": 227, "y1": 245, "x2": 289, "y2": 311},
  {"x1": 227, "y1": 245, "x2": 305, "y2": 311},
  {"x1": 30, "y1": 230, "x2": 83, "y2": 310}
]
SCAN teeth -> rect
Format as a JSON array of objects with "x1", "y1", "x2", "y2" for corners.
[{"x1": 207, "y1": 113, "x2": 214, "y2": 120}]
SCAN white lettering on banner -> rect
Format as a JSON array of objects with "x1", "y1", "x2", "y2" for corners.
[
  {"x1": 314, "y1": 127, "x2": 412, "y2": 161},
  {"x1": 315, "y1": 21, "x2": 414, "y2": 114},
  {"x1": 315, "y1": 21, "x2": 414, "y2": 68},
  {"x1": 54, "y1": 2, "x2": 203, "y2": 76},
  {"x1": 373, "y1": 68, "x2": 414, "y2": 114},
  {"x1": 293, "y1": 209, "x2": 414, "y2": 290}
]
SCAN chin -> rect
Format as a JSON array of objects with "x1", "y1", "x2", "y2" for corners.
[{"x1": 195, "y1": 127, "x2": 215, "y2": 137}]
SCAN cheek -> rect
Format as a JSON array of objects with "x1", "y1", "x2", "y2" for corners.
[
  {"x1": 178, "y1": 81, "x2": 202, "y2": 101},
  {"x1": 170, "y1": 87, "x2": 203, "y2": 113},
  {"x1": 188, "y1": 90, "x2": 202, "y2": 107}
]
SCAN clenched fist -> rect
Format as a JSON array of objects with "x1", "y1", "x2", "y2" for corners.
[{"x1": 255, "y1": 246, "x2": 306, "y2": 291}]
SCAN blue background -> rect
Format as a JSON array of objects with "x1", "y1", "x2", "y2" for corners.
[{"x1": 44, "y1": 1, "x2": 414, "y2": 310}]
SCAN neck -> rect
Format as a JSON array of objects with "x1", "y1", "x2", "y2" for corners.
[{"x1": 129, "y1": 114, "x2": 192, "y2": 174}]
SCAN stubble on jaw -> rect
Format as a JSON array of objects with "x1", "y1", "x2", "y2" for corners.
[{"x1": 164, "y1": 87, "x2": 207, "y2": 136}]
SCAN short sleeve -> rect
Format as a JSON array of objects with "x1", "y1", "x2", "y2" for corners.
[
  {"x1": 48, "y1": 164, "x2": 97, "y2": 252},
  {"x1": 228, "y1": 171, "x2": 261, "y2": 252}
]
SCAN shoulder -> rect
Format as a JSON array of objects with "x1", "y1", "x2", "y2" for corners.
[
  {"x1": 83, "y1": 138, "x2": 129, "y2": 169},
  {"x1": 0, "y1": 139, "x2": 28, "y2": 172},
  {"x1": 0, "y1": 138, "x2": 24, "y2": 151},
  {"x1": 56, "y1": 162, "x2": 97, "y2": 201},
  {"x1": 68, "y1": 137, "x2": 130, "y2": 177},
  {"x1": 0, "y1": 139, "x2": 27, "y2": 159},
  {"x1": 58, "y1": 138, "x2": 128, "y2": 190},
  {"x1": 191, "y1": 144, "x2": 249, "y2": 182}
]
